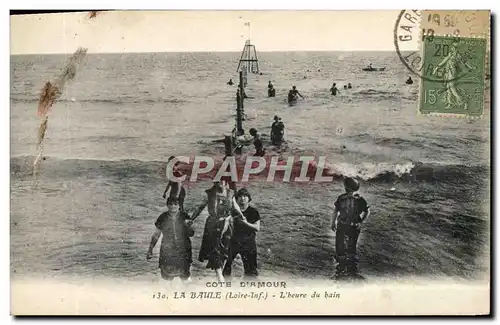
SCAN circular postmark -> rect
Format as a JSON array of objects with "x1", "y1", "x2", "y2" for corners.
[{"x1": 394, "y1": 10, "x2": 483, "y2": 83}]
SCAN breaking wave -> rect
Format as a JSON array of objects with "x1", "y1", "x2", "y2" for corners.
[{"x1": 10, "y1": 155, "x2": 489, "y2": 186}]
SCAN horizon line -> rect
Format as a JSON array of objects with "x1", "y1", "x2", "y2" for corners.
[{"x1": 10, "y1": 49, "x2": 416, "y2": 56}]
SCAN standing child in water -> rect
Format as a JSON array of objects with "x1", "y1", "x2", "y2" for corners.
[
  {"x1": 147, "y1": 197, "x2": 195, "y2": 283},
  {"x1": 163, "y1": 156, "x2": 186, "y2": 212},
  {"x1": 331, "y1": 177, "x2": 371, "y2": 277}
]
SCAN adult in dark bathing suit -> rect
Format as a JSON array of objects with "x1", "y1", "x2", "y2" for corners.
[
  {"x1": 191, "y1": 180, "x2": 246, "y2": 281},
  {"x1": 270, "y1": 115, "x2": 285, "y2": 146},
  {"x1": 268, "y1": 81, "x2": 276, "y2": 97},
  {"x1": 223, "y1": 188, "x2": 261, "y2": 279}
]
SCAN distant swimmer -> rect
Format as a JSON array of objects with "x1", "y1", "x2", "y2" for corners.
[
  {"x1": 227, "y1": 79, "x2": 234, "y2": 85},
  {"x1": 406, "y1": 77, "x2": 414, "y2": 85},
  {"x1": 268, "y1": 81, "x2": 276, "y2": 97},
  {"x1": 330, "y1": 83, "x2": 340, "y2": 96},
  {"x1": 234, "y1": 128, "x2": 265, "y2": 156},
  {"x1": 237, "y1": 86, "x2": 248, "y2": 99},
  {"x1": 343, "y1": 85, "x2": 348, "y2": 90},
  {"x1": 318, "y1": 69, "x2": 321, "y2": 72},
  {"x1": 348, "y1": 83, "x2": 352, "y2": 89},
  {"x1": 291, "y1": 86, "x2": 304, "y2": 99},
  {"x1": 270, "y1": 115, "x2": 285, "y2": 146}
]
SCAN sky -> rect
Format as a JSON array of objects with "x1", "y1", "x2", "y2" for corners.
[{"x1": 10, "y1": 10, "x2": 419, "y2": 54}]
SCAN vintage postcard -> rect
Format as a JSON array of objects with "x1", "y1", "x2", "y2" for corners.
[{"x1": 10, "y1": 10, "x2": 491, "y2": 315}]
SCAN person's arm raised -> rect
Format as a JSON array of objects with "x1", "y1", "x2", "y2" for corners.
[{"x1": 191, "y1": 199, "x2": 208, "y2": 221}]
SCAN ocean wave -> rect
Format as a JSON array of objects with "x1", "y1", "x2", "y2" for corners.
[
  {"x1": 346, "y1": 133, "x2": 428, "y2": 151},
  {"x1": 354, "y1": 89, "x2": 402, "y2": 101},
  {"x1": 344, "y1": 133, "x2": 480, "y2": 153},
  {"x1": 10, "y1": 155, "x2": 489, "y2": 186}
]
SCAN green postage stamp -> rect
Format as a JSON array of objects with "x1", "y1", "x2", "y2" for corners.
[{"x1": 419, "y1": 35, "x2": 487, "y2": 117}]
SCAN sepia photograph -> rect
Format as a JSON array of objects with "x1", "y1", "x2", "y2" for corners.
[{"x1": 9, "y1": 8, "x2": 492, "y2": 316}]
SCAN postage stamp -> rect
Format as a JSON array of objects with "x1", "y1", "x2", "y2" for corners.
[
  {"x1": 394, "y1": 9, "x2": 490, "y2": 117},
  {"x1": 9, "y1": 10, "x2": 491, "y2": 316},
  {"x1": 419, "y1": 35, "x2": 487, "y2": 116}
]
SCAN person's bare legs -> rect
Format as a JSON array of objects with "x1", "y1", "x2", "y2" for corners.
[{"x1": 215, "y1": 268, "x2": 225, "y2": 282}]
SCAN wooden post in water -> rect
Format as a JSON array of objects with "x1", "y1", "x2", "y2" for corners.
[
  {"x1": 236, "y1": 70, "x2": 245, "y2": 136},
  {"x1": 233, "y1": 71, "x2": 245, "y2": 155},
  {"x1": 236, "y1": 92, "x2": 243, "y2": 136},
  {"x1": 224, "y1": 135, "x2": 233, "y2": 158},
  {"x1": 223, "y1": 135, "x2": 237, "y2": 191}
]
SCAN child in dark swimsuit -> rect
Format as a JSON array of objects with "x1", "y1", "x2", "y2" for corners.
[{"x1": 163, "y1": 156, "x2": 186, "y2": 211}]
